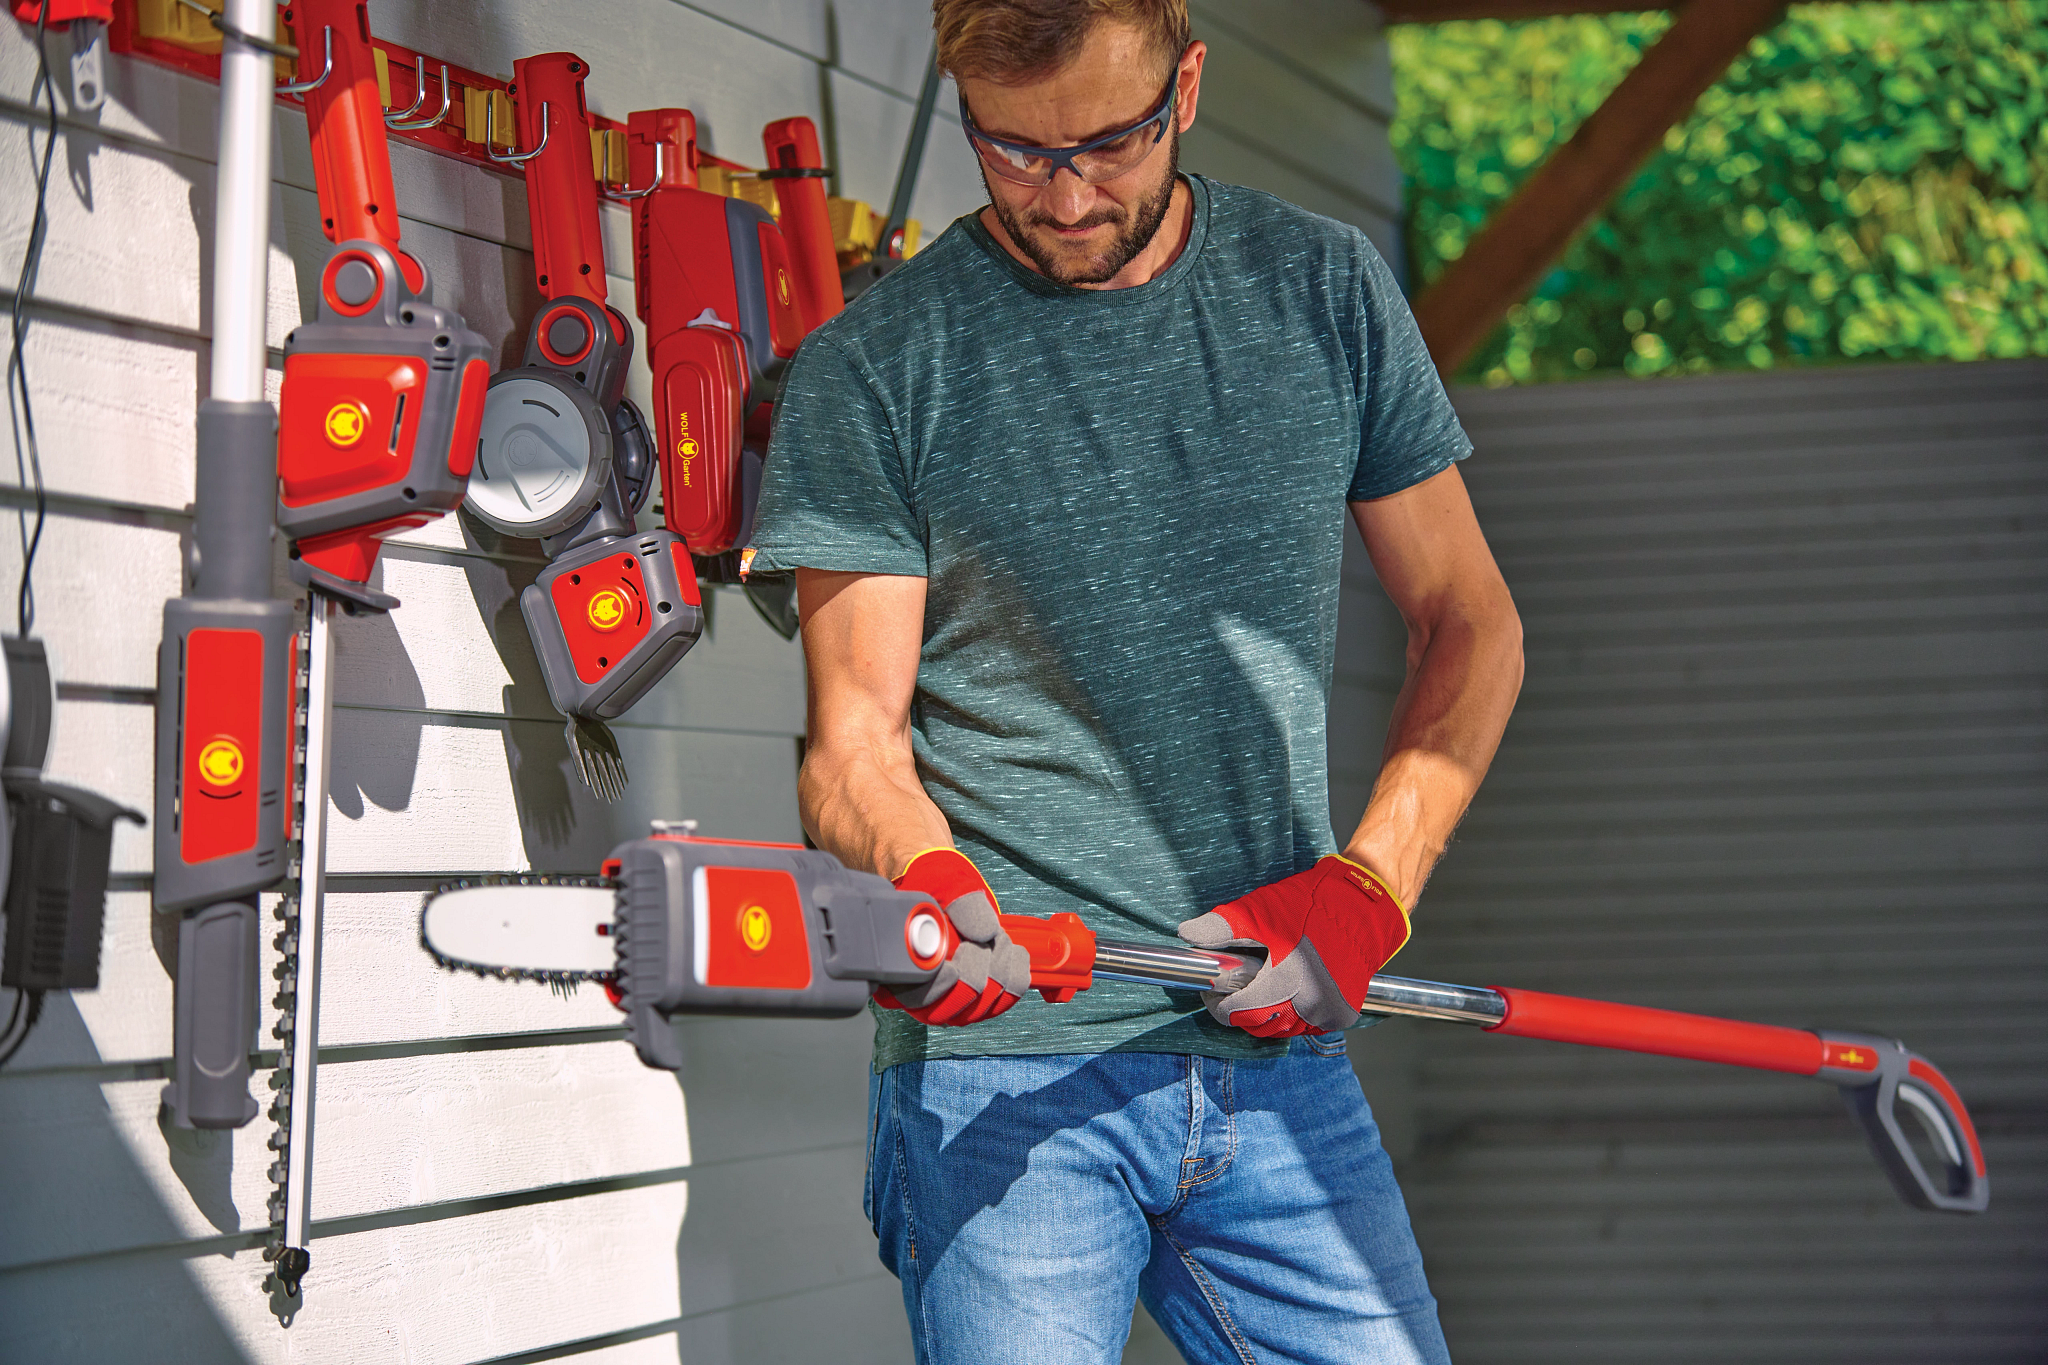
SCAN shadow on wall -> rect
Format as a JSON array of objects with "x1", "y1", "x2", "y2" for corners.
[{"x1": 0, "y1": 985, "x2": 259, "y2": 1360}]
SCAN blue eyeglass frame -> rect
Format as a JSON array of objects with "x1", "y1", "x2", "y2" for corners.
[{"x1": 957, "y1": 65, "x2": 1179, "y2": 184}]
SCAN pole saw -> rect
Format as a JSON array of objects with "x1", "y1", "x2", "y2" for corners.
[
  {"x1": 420, "y1": 827, "x2": 1990, "y2": 1218},
  {"x1": 459, "y1": 53, "x2": 700, "y2": 803},
  {"x1": 265, "y1": 0, "x2": 492, "y2": 1297}
]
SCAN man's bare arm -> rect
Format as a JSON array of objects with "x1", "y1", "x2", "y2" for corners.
[
  {"x1": 795, "y1": 569, "x2": 951, "y2": 879},
  {"x1": 1344, "y1": 464, "x2": 1524, "y2": 908}
]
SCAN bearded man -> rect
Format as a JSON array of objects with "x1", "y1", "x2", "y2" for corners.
[{"x1": 750, "y1": 2, "x2": 1522, "y2": 1360}]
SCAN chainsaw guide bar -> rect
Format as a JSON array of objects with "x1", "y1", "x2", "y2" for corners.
[{"x1": 419, "y1": 875, "x2": 621, "y2": 985}]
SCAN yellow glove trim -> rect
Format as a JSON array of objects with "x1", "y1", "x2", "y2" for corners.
[
  {"x1": 893, "y1": 845, "x2": 969, "y2": 883},
  {"x1": 1326, "y1": 853, "x2": 1414, "y2": 960}
]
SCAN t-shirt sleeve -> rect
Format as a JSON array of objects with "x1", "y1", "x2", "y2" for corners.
[
  {"x1": 1347, "y1": 242, "x2": 1473, "y2": 502},
  {"x1": 748, "y1": 333, "x2": 929, "y2": 576}
]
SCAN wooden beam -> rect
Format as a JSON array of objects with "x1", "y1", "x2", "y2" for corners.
[{"x1": 1410, "y1": 0, "x2": 1785, "y2": 375}]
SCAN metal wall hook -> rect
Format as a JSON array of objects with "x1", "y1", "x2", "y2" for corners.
[
  {"x1": 602, "y1": 141, "x2": 664, "y2": 201},
  {"x1": 382, "y1": 59, "x2": 427, "y2": 124},
  {"x1": 387, "y1": 63, "x2": 451, "y2": 131},
  {"x1": 274, "y1": 25, "x2": 332, "y2": 95},
  {"x1": 484, "y1": 97, "x2": 548, "y2": 166}
]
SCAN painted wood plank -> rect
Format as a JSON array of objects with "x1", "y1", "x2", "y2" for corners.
[
  {"x1": 0, "y1": 313, "x2": 200, "y2": 510},
  {"x1": 669, "y1": 1269, "x2": 912, "y2": 1365},
  {"x1": 0, "y1": 108, "x2": 306, "y2": 345},
  {"x1": 0, "y1": 1185, "x2": 690, "y2": 1365},
  {"x1": 0, "y1": 1041, "x2": 685, "y2": 1268},
  {"x1": 1191, "y1": 0, "x2": 1396, "y2": 118},
  {"x1": 333, "y1": 548, "x2": 805, "y2": 733},
  {"x1": 1191, "y1": 23, "x2": 1401, "y2": 217},
  {"x1": 0, "y1": 513, "x2": 181, "y2": 690},
  {"x1": 323, "y1": 709, "x2": 802, "y2": 877},
  {"x1": 1182, "y1": 122, "x2": 1401, "y2": 260}
]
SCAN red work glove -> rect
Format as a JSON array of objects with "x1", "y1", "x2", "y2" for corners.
[
  {"x1": 1177, "y1": 855, "x2": 1410, "y2": 1038},
  {"x1": 873, "y1": 848, "x2": 1031, "y2": 1026}
]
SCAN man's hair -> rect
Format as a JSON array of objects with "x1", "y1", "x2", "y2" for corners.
[{"x1": 933, "y1": 0, "x2": 1189, "y2": 84}]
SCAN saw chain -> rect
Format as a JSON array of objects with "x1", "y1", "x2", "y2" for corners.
[
  {"x1": 418, "y1": 873, "x2": 620, "y2": 988},
  {"x1": 260, "y1": 602, "x2": 311, "y2": 1289}
]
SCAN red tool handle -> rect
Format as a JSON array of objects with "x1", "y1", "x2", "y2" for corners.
[
  {"x1": 1487, "y1": 985, "x2": 1825, "y2": 1074},
  {"x1": 760, "y1": 118, "x2": 842, "y2": 334},
  {"x1": 626, "y1": 108, "x2": 698, "y2": 331},
  {"x1": 294, "y1": 0, "x2": 423, "y2": 293},
  {"x1": 513, "y1": 52, "x2": 610, "y2": 313},
  {"x1": 11, "y1": 1, "x2": 112, "y2": 21}
]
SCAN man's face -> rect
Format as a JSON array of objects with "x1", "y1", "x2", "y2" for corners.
[{"x1": 958, "y1": 25, "x2": 1202, "y2": 287}]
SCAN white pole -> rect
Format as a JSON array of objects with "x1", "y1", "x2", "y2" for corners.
[{"x1": 208, "y1": 0, "x2": 276, "y2": 405}]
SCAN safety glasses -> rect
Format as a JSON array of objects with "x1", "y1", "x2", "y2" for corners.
[{"x1": 958, "y1": 65, "x2": 1179, "y2": 187}]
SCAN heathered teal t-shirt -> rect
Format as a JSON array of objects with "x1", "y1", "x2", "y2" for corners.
[{"x1": 751, "y1": 175, "x2": 1471, "y2": 1070}]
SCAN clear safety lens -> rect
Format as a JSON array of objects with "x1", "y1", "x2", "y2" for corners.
[{"x1": 969, "y1": 122, "x2": 1163, "y2": 186}]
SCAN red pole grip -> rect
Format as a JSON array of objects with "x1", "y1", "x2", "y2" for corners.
[
  {"x1": 760, "y1": 117, "x2": 843, "y2": 333},
  {"x1": 998, "y1": 912, "x2": 1096, "y2": 1003},
  {"x1": 1489, "y1": 985, "x2": 1825, "y2": 1076},
  {"x1": 294, "y1": 0, "x2": 422, "y2": 292},
  {"x1": 513, "y1": 52, "x2": 608, "y2": 311}
]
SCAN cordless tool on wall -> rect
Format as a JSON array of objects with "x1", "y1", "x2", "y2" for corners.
[
  {"x1": 624, "y1": 107, "x2": 835, "y2": 621},
  {"x1": 265, "y1": 0, "x2": 491, "y2": 1298},
  {"x1": 461, "y1": 53, "x2": 701, "y2": 803},
  {"x1": 422, "y1": 829, "x2": 1989, "y2": 1218}
]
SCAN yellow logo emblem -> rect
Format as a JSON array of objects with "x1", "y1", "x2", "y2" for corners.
[
  {"x1": 738, "y1": 904, "x2": 772, "y2": 953},
  {"x1": 776, "y1": 269, "x2": 791, "y2": 306},
  {"x1": 197, "y1": 738, "x2": 244, "y2": 789},
  {"x1": 674, "y1": 410, "x2": 698, "y2": 486},
  {"x1": 324, "y1": 401, "x2": 368, "y2": 447},
  {"x1": 586, "y1": 589, "x2": 628, "y2": 632},
  {"x1": 1840, "y1": 1049, "x2": 1866, "y2": 1066}
]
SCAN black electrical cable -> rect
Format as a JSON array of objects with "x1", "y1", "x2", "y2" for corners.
[
  {"x1": 0, "y1": 10, "x2": 59, "y2": 1070},
  {"x1": 7, "y1": 4, "x2": 57, "y2": 639},
  {"x1": 0, "y1": 988, "x2": 46, "y2": 1068}
]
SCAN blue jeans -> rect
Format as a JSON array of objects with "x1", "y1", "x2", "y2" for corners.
[{"x1": 864, "y1": 1038, "x2": 1451, "y2": 1364}]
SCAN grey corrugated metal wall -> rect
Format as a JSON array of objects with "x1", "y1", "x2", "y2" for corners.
[{"x1": 1333, "y1": 358, "x2": 2047, "y2": 1364}]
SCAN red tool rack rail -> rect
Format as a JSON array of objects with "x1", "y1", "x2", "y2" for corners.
[{"x1": 102, "y1": 1, "x2": 756, "y2": 183}]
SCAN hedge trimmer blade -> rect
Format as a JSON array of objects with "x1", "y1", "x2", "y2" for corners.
[{"x1": 420, "y1": 876, "x2": 620, "y2": 984}]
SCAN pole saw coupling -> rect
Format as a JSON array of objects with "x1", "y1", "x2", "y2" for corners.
[
  {"x1": 625, "y1": 107, "x2": 829, "y2": 586},
  {"x1": 275, "y1": 0, "x2": 490, "y2": 595},
  {"x1": 461, "y1": 54, "x2": 701, "y2": 800},
  {"x1": 421, "y1": 832, "x2": 1990, "y2": 1217}
]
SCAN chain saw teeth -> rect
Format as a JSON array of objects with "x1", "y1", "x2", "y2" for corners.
[{"x1": 417, "y1": 874, "x2": 622, "y2": 986}]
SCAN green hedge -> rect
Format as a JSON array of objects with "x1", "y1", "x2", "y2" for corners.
[{"x1": 1392, "y1": 1, "x2": 2048, "y2": 384}]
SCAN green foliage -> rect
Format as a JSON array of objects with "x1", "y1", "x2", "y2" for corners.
[{"x1": 1391, "y1": 1, "x2": 2048, "y2": 385}]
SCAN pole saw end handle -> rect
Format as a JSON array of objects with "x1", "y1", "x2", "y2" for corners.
[{"x1": 1819, "y1": 1031, "x2": 1988, "y2": 1215}]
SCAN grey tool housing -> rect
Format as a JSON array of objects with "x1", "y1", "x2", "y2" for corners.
[
  {"x1": 474, "y1": 297, "x2": 703, "y2": 723},
  {"x1": 155, "y1": 400, "x2": 293, "y2": 1132},
  {"x1": 275, "y1": 240, "x2": 491, "y2": 545},
  {"x1": 610, "y1": 835, "x2": 938, "y2": 1070}
]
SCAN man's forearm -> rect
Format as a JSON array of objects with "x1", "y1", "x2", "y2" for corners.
[
  {"x1": 1343, "y1": 594, "x2": 1523, "y2": 907},
  {"x1": 799, "y1": 738, "x2": 953, "y2": 881}
]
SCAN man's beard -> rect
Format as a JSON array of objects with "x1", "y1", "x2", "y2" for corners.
[{"x1": 984, "y1": 124, "x2": 1181, "y2": 287}]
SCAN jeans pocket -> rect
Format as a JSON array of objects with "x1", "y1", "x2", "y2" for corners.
[{"x1": 1304, "y1": 1031, "x2": 1349, "y2": 1058}]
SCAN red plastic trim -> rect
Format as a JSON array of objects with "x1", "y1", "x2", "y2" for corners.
[
  {"x1": 1488, "y1": 986, "x2": 1826, "y2": 1076},
  {"x1": 1907, "y1": 1057, "x2": 1987, "y2": 1177},
  {"x1": 535, "y1": 305, "x2": 596, "y2": 366}
]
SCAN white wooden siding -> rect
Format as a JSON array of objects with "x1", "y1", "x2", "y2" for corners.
[{"x1": 0, "y1": 4, "x2": 1404, "y2": 1362}]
